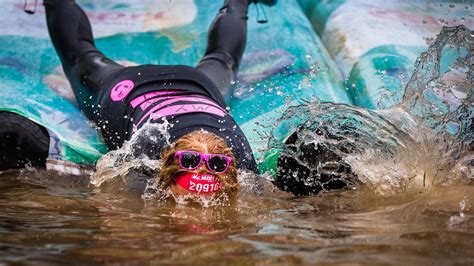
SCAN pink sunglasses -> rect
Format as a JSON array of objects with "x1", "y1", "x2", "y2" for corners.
[{"x1": 174, "y1": 150, "x2": 232, "y2": 173}]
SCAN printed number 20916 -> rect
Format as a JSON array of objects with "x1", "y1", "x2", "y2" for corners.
[{"x1": 189, "y1": 181, "x2": 220, "y2": 193}]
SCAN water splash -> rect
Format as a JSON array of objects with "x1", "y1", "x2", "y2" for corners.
[
  {"x1": 272, "y1": 26, "x2": 473, "y2": 196},
  {"x1": 140, "y1": 169, "x2": 257, "y2": 207},
  {"x1": 91, "y1": 121, "x2": 172, "y2": 192},
  {"x1": 237, "y1": 169, "x2": 263, "y2": 196},
  {"x1": 92, "y1": 119, "x2": 262, "y2": 204},
  {"x1": 400, "y1": 25, "x2": 473, "y2": 176},
  {"x1": 273, "y1": 103, "x2": 416, "y2": 195}
]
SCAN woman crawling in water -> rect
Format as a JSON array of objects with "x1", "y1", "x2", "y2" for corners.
[{"x1": 44, "y1": 0, "x2": 274, "y2": 201}]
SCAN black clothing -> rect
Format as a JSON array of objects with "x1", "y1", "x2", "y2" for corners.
[
  {"x1": 0, "y1": 112, "x2": 49, "y2": 171},
  {"x1": 97, "y1": 64, "x2": 257, "y2": 171},
  {"x1": 45, "y1": 0, "x2": 258, "y2": 172}
]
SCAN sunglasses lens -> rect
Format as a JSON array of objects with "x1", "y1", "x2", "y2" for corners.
[
  {"x1": 180, "y1": 152, "x2": 201, "y2": 169},
  {"x1": 208, "y1": 155, "x2": 229, "y2": 173}
]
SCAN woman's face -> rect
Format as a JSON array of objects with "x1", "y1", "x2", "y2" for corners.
[
  {"x1": 159, "y1": 131, "x2": 238, "y2": 200},
  {"x1": 169, "y1": 145, "x2": 232, "y2": 198}
]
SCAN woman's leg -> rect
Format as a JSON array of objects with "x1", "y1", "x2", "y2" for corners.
[
  {"x1": 44, "y1": 0, "x2": 124, "y2": 120},
  {"x1": 196, "y1": 0, "x2": 249, "y2": 104}
]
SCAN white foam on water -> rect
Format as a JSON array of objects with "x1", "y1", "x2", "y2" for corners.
[
  {"x1": 91, "y1": 121, "x2": 171, "y2": 187},
  {"x1": 447, "y1": 196, "x2": 471, "y2": 230}
]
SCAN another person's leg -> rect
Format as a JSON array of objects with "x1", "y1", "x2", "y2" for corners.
[
  {"x1": 196, "y1": 0, "x2": 248, "y2": 104},
  {"x1": 44, "y1": 0, "x2": 124, "y2": 120},
  {"x1": 0, "y1": 112, "x2": 49, "y2": 171}
]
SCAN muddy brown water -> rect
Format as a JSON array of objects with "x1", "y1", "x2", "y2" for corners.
[{"x1": 0, "y1": 169, "x2": 472, "y2": 265}]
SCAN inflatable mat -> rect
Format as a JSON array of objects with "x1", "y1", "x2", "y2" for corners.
[
  {"x1": 298, "y1": 0, "x2": 474, "y2": 109},
  {"x1": 0, "y1": 0, "x2": 351, "y2": 175}
]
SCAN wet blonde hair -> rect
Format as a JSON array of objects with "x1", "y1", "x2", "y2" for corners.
[{"x1": 159, "y1": 130, "x2": 238, "y2": 197}]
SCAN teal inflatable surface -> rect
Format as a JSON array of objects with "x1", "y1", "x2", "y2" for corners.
[
  {"x1": 299, "y1": 0, "x2": 473, "y2": 109},
  {"x1": 0, "y1": 0, "x2": 351, "y2": 175}
]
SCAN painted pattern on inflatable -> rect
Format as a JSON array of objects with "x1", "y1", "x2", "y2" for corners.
[{"x1": 3, "y1": 0, "x2": 197, "y2": 38}]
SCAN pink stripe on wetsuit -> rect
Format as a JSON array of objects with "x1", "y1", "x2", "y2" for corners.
[
  {"x1": 130, "y1": 91, "x2": 176, "y2": 108},
  {"x1": 130, "y1": 90, "x2": 228, "y2": 127}
]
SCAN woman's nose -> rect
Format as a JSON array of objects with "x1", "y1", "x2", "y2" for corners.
[{"x1": 197, "y1": 162, "x2": 210, "y2": 173}]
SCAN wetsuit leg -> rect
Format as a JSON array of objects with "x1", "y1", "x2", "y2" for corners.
[
  {"x1": 44, "y1": 0, "x2": 124, "y2": 120},
  {"x1": 196, "y1": 0, "x2": 249, "y2": 104},
  {"x1": 0, "y1": 112, "x2": 49, "y2": 171}
]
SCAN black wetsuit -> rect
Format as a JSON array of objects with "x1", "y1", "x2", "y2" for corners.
[{"x1": 45, "y1": 0, "x2": 258, "y2": 172}]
